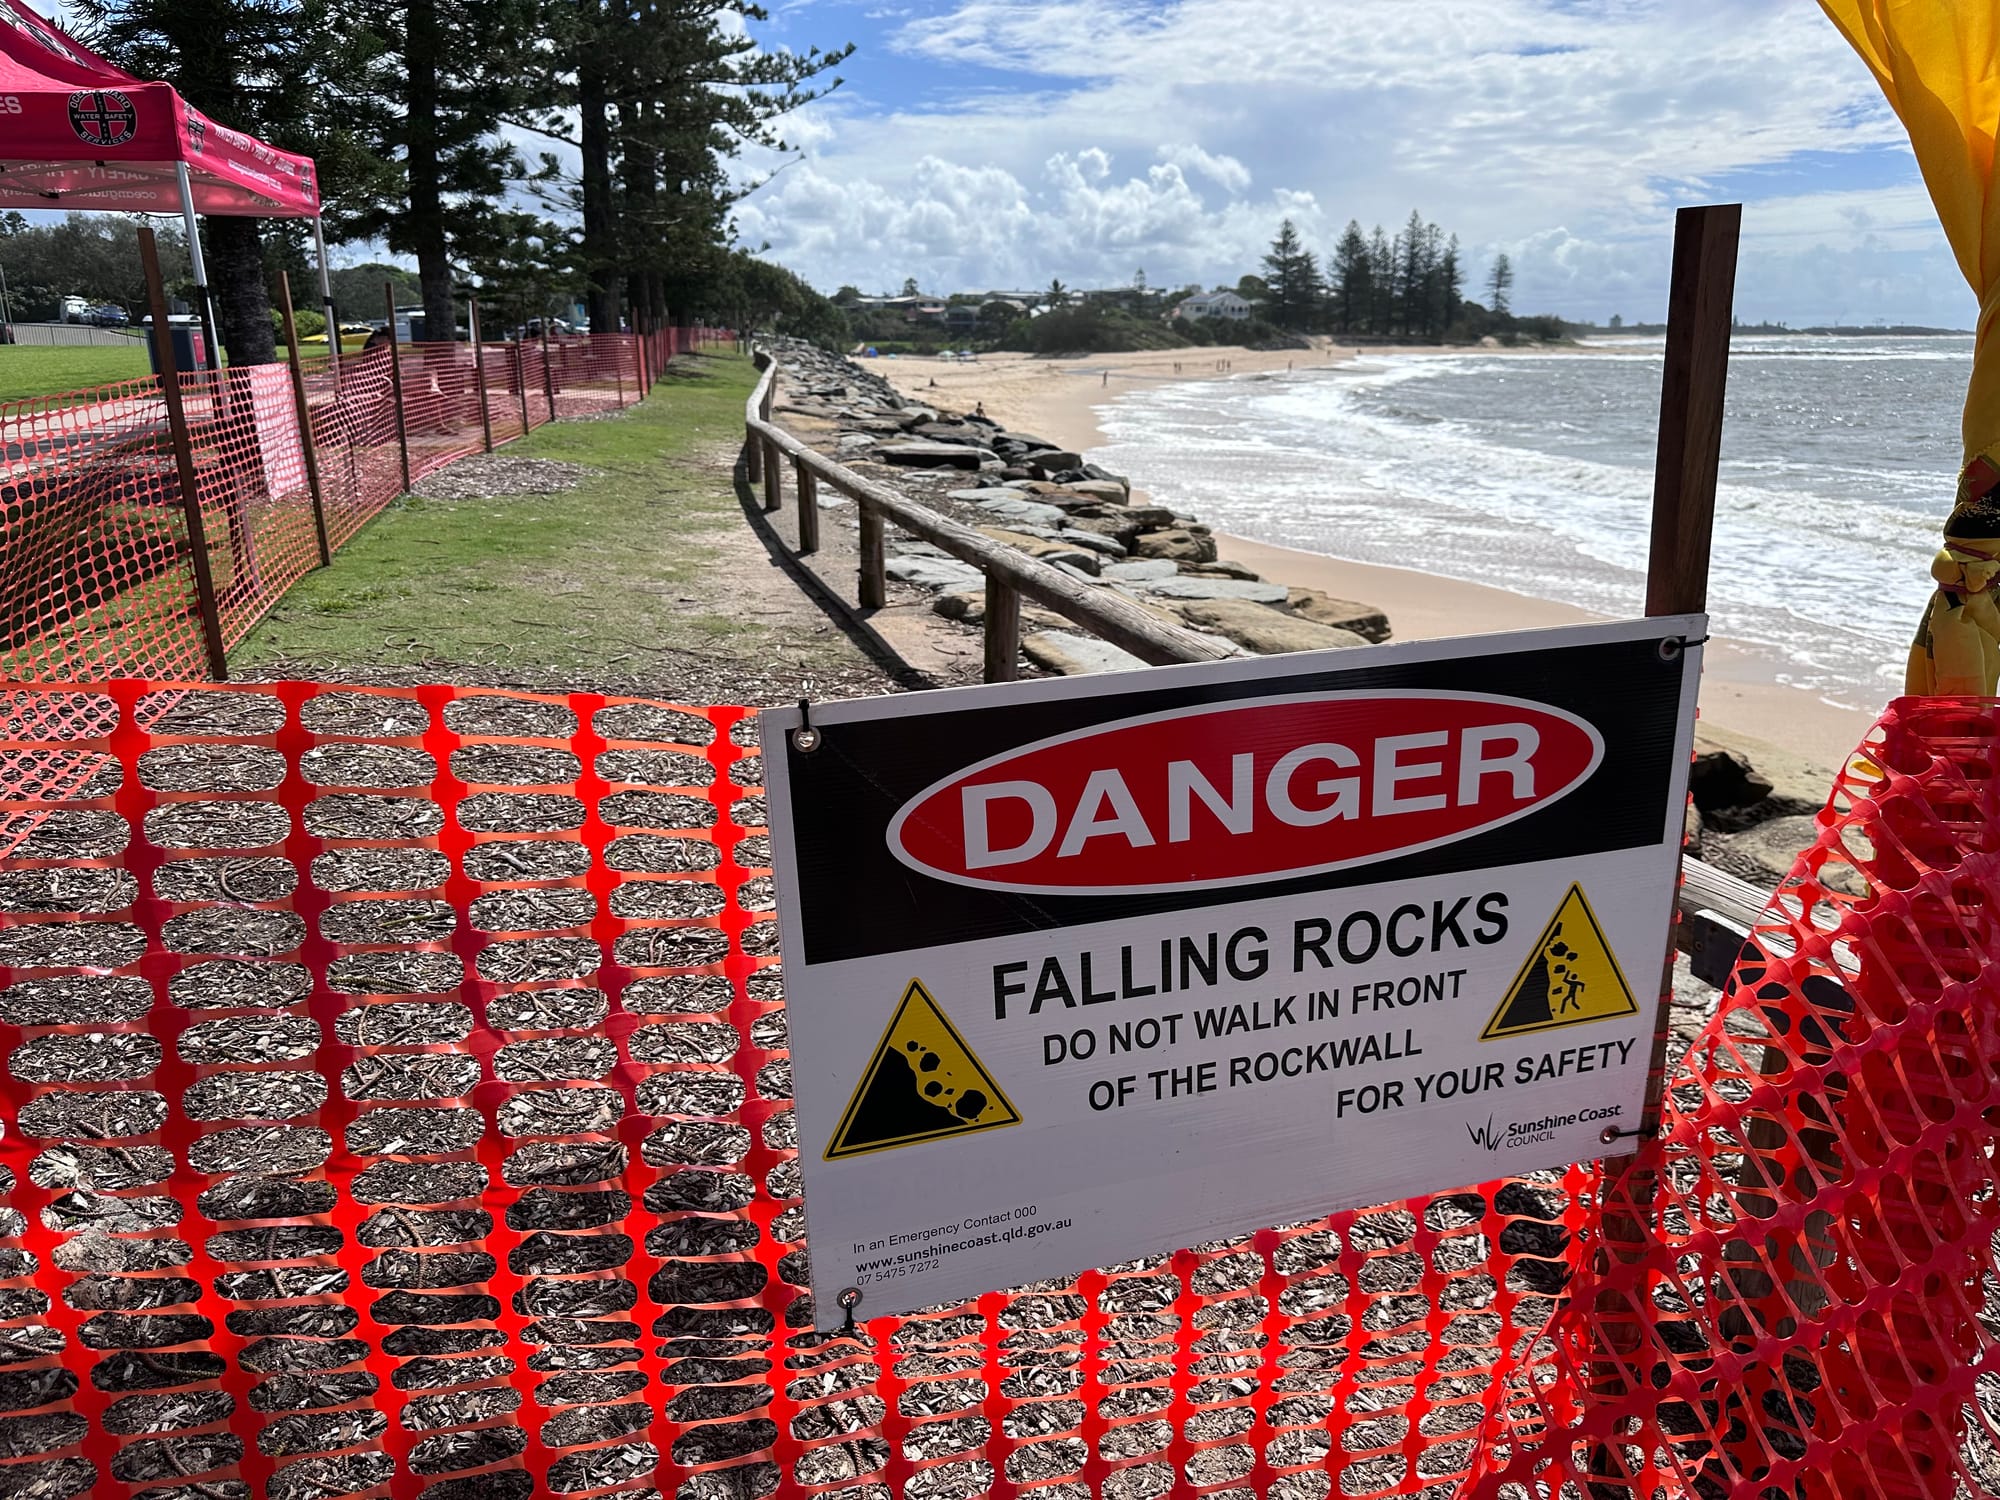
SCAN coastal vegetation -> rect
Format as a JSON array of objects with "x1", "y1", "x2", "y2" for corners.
[
  {"x1": 63, "y1": 0, "x2": 854, "y2": 363},
  {"x1": 827, "y1": 213, "x2": 1567, "y2": 358}
]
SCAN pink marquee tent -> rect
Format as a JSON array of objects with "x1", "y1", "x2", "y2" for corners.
[{"x1": 0, "y1": 0, "x2": 332, "y2": 350}]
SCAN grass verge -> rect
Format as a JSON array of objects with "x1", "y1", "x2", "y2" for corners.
[
  {"x1": 229, "y1": 353, "x2": 864, "y2": 694},
  {"x1": 0, "y1": 343, "x2": 153, "y2": 399}
]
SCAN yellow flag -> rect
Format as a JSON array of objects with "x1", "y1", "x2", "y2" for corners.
[{"x1": 1818, "y1": 2, "x2": 2000, "y2": 693}]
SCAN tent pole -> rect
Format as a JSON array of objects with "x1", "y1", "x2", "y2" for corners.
[
  {"x1": 174, "y1": 162, "x2": 221, "y2": 377},
  {"x1": 312, "y1": 215, "x2": 339, "y2": 386}
]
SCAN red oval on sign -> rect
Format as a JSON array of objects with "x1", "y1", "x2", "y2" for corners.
[{"x1": 887, "y1": 691, "x2": 1604, "y2": 894}]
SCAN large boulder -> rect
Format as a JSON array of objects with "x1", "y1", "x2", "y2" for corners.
[
  {"x1": 979, "y1": 528, "x2": 1102, "y2": 575},
  {"x1": 1054, "y1": 528, "x2": 1126, "y2": 557},
  {"x1": 934, "y1": 590, "x2": 1071, "y2": 633},
  {"x1": 914, "y1": 422, "x2": 995, "y2": 446},
  {"x1": 1170, "y1": 598, "x2": 1369, "y2": 655},
  {"x1": 894, "y1": 405, "x2": 939, "y2": 428},
  {"x1": 1024, "y1": 631, "x2": 1148, "y2": 676},
  {"x1": 1076, "y1": 502, "x2": 1176, "y2": 528},
  {"x1": 1102, "y1": 558, "x2": 1180, "y2": 583},
  {"x1": 1688, "y1": 724, "x2": 1830, "y2": 833},
  {"x1": 885, "y1": 554, "x2": 983, "y2": 590},
  {"x1": 1705, "y1": 814, "x2": 1860, "y2": 896},
  {"x1": 1284, "y1": 588, "x2": 1391, "y2": 644},
  {"x1": 976, "y1": 497, "x2": 1068, "y2": 528},
  {"x1": 1065, "y1": 479, "x2": 1131, "y2": 505},
  {"x1": 878, "y1": 441, "x2": 996, "y2": 469},
  {"x1": 1142, "y1": 575, "x2": 1290, "y2": 604},
  {"x1": 1689, "y1": 750, "x2": 1773, "y2": 815},
  {"x1": 1132, "y1": 528, "x2": 1217, "y2": 564},
  {"x1": 1182, "y1": 559, "x2": 1264, "y2": 582},
  {"x1": 948, "y1": 486, "x2": 1031, "y2": 504},
  {"x1": 1026, "y1": 451, "x2": 1086, "y2": 473}
]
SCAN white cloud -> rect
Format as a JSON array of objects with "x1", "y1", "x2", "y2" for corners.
[
  {"x1": 732, "y1": 0, "x2": 1965, "y2": 322},
  {"x1": 1159, "y1": 144, "x2": 1251, "y2": 195}
]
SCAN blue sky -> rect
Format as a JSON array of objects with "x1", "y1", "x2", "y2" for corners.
[{"x1": 728, "y1": 0, "x2": 1970, "y2": 328}]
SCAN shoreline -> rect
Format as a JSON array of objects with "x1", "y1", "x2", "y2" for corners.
[{"x1": 881, "y1": 345, "x2": 1881, "y2": 772}]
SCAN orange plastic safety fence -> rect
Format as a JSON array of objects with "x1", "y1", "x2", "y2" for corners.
[
  {"x1": 0, "y1": 678, "x2": 1624, "y2": 1500},
  {"x1": 191, "y1": 367, "x2": 326, "y2": 656},
  {"x1": 0, "y1": 376, "x2": 228, "y2": 686},
  {"x1": 0, "y1": 333, "x2": 672, "y2": 694},
  {"x1": 300, "y1": 350, "x2": 409, "y2": 552},
  {"x1": 480, "y1": 345, "x2": 532, "y2": 449},
  {"x1": 1470, "y1": 695, "x2": 2000, "y2": 1500}
]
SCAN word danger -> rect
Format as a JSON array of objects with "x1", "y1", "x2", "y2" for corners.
[{"x1": 889, "y1": 691, "x2": 1603, "y2": 894}]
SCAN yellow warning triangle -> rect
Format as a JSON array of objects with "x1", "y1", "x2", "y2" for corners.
[
  {"x1": 1481, "y1": 883, "x2": 1639, "y2": 1041},
  {"x1": 825, "y1": 980, "x2": 1021, "y2": 1160}
]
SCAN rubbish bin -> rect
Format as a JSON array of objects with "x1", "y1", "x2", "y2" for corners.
[{"x1": 146, "y1": 322, "x2": 210, "y2": 374}]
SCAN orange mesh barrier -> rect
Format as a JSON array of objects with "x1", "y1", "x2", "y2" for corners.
[
  {"x1": 0, "y1": 676, "x2": 1703, "y2": 1500},
  {"x1": 0, "y1": 377, "x2": 234, "y2": 686},
  {"x1": 301, "y1": 350, "x2": 406, "y2": 553},
  {"x1": 1468, "y1": 696, "x2": 2000, "y2": 1499},
  {"x1": 0, "y1": 333, "x2": 660, "y2": 692}
]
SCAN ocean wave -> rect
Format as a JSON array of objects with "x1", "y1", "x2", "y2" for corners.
[{"x1": 1093, "y1": 341, "x2": 1957, "y2": 704}]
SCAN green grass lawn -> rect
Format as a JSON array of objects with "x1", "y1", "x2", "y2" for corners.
[
  {"x1": 231, "y1": 353, "x2": 801, "y2": 682},
  {"x1": 0, "y1": 343, "x2": 153, "y2": 400},
  {"x1": 0, "y1": 337, "x2": 378, "y2": 403}
]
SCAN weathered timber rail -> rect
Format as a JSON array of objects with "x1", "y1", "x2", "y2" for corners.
[
  {"x1": 743, "y1": 347, "x2": 1775, "y2": 985},
  {"x1": 743, "y1": 352, "x2": 1233, "y2": 679}
]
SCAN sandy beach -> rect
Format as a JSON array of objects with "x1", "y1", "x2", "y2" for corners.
[{"x1": 881, "y1": 344, "x2": 1882, "y2": 770}]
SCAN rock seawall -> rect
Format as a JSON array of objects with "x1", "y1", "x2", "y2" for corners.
[{"x1": 762, "y1": 338, "x2": 1390, "y2": 672}]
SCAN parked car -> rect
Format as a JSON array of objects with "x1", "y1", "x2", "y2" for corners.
[{"x1": 90, "y1": 305, "x2": 129, "y2": 327}]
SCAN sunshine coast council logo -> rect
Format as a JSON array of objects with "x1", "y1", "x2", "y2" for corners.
[
  {"x1": 68, "y1": 89, "x2": 136, "y2": 148},
  {"x1": 186, "y1": 116, "x2": 205, "y2": 153},
  {"x1": 1466, "y1": 1116, "x2": 1502, "y2": 1152}
]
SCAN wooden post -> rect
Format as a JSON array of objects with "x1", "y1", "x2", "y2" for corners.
[
  {"x1": 638, "y1": 317, "x2": 650, "y2": 398},
  {"x1": 382, "y1": 284, "x2": 413, "y2": 492},
  {"x1": 471, "y1": 297, "x2": 494, "y2": 453},
  {"x1": 277, "y1": 272, "x2": 332, "y2": 566},
  {"x1": 746, "y1": 353, "x2": 765, "y2": 485},
  {"x1": 795, "y1": 456, "x2": 819, "y2": 554},
  {"x1": 541, "y1": 322, "x2": 558, "y2": 423},
  {"x1": 141, "y1": 227, "x2": 228, "y2": 681},
  {"x1": 984, "y1": 577, "x2": 1020, "y2": 683},
  {"x1": 763, "y1": 437, "x2": 782, "y2": 512},
  {"x1": 1588, "y1": 201, "x2": 1738, "y2": 1488},
  {"x1": 514, "y1": 339, "x2": 532, "y2": 434},
  {"x1": 858, "y1": 507, "x2": 886, "y2": 610},
  {"x1": 1646, "y1": 203, "x2": 1739, "y2": 618}
]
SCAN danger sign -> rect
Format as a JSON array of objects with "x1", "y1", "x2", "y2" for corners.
[{"x1": 763, "y1": 617, "x2": 1703, "y2": 1328}]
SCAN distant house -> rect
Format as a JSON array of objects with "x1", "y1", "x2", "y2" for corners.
[
  {"x1": 945, "y1": 304, "x2": 980, "y2": 332},
  {"x1": 1173, "y1": 291, "x2": 1251, "y2": 322}
]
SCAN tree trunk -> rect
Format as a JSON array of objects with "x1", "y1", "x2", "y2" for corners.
[
  {"x1": 578, "y1": 0, "x2": 617, "y2": 334},
  {"x1": 405, "y1": 0, "x2": 454, "y2": 337},
  {"x1": 204, "y1": 216, "x2": 275, "y2": 365}
]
